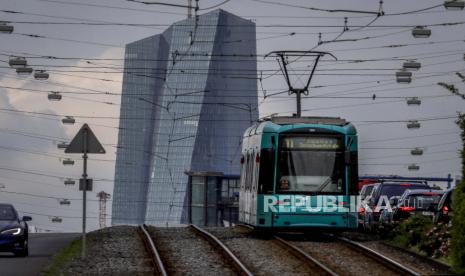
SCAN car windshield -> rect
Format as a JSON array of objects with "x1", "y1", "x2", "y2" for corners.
[
  {"x1": 278, "y1": 136, "x2": 344, "y2": 194},
  {"x1": 402, "y1": 194, "x2": 442, "y2": 210},
  {"x1": 0, "y1": 205, "x2": 17, "y2": 220},
  {"x1": 378, "y1": 184, "x2": 428, "y2": 200},
  {"x1": 362, "y1": 186, "x2": 374, "y2": 198}
]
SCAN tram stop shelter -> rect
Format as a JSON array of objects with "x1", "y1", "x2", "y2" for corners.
[{"x1": 184, "y1": 171, "x2": 240, "y2": 227}]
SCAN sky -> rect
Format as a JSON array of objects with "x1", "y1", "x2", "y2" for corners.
[{"x1": 0, "y1": 0, "x2": 464, "y2": 232}]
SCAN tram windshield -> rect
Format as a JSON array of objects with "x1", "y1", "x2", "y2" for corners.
[{"x1": 278, "y1": 136, "x2": 345, "y2": 194}]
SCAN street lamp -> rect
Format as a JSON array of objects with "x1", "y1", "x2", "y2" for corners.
[
  {"x1": 0, "y1": 22, "x2": 13, "y2": 34},
  {"x1": 34, "y1": 70, "x2": 49, "y2": 80},
  {"x1": 403, "y1": 61, "x2": 421, "y2": 71},
  {"x1": 57, "y1": 142, "x2": 69, "y2": 149},
  {"x1": 62, "y1": 116, "x2": 75, "y2": 125},
  {"x1": 16, "y1": 67, "x2": 33, "y2": 76},
  {"x1": 407, "y1": 120, "x2": 421, "y2": 129},
  {"x1": 444, "y1": 0, "x2": 464, "y2": 10},
  {"x1": 62, "y1": 158, "x2": 75, "y2": 166},
  {"x1": 407, "y1": 97, "x2": 421, "y2": 105},
  {"x1": 59, "y1": 199, "x2": 71, "y2": 205},
  {"x1": 48, "y1": 92, "x2": 62, "y2": 101},
  {"x1": 64, "y1": 178, "x2": 75, "y2": 185},
  {"x1": 9, "y1": 56, "x2": 27, "y2": 68},
  {"x1": 51, "y1": 217, "x2": 63, "y2": 223},
  {"x1": 396, "y1": 70, "x2": 412, "y2": 83},
  {"x1": 412, "y1": 26, "x2": 431, "y2": 38},
  {"x1": 411, "y1": 148, "x2": 424, "y2": 155}
]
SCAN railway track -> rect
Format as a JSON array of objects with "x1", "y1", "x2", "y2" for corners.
[
  {"x1": 333, "y1": 236, "x2": 420, "y2": 276},
  {"x1": 188, "y1": 224, "x2": 254, "y2": 276},
  {"x1": 211, "y1": 224, "x2": 336, "y2": 275},
  {"x1": 237, "y1": 224, "x2": 422, "y2": 276},
  {"x1": 271, "y1": 236, "x2": 338, "y2": 275},
  {"x1": 139, "y1": 224, "x2": 168, "y2": 276},
  {"x1": 140, "y1": 225, "x2": 252, "y2": 275},
  {"x1": 277, "y1": 232, "x2": 421, "y2": 276},
  {"x1": 140, "y1": 224, "x2": 427, "y2": 275}
]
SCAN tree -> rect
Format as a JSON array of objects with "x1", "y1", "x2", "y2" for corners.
[{"x1": 451, "y1": 113, "x2": 465, "y2": 273}]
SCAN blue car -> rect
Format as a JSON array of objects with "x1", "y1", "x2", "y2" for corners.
[{"x1": 0, "y1": 204, "x2": 31, "y2": 257}]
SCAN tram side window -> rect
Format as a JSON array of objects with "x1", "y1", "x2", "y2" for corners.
[
  {"x1": 244, "y1": 153, "x2": 249, "y2": 190},
  {"x1": 258, "y1": 148, "x2": 275, "y2": 194},
  {"x1": 246, "y1": 153, "x2": 253, "y2": 191}
]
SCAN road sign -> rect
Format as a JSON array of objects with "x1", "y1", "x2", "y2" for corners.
[
  {"x1": 64, "y1": 123, "x2": 105, "y2": 258},
  {"x1": 79, "y1": 178, "x2": 93, "y2": 191},
  {"x1": 65, "y1": 124, "x2": 105, "y2": 154}
]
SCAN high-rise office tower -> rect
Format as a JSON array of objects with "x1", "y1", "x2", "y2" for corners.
[{"x1": 112, "y1": 9, "x2": 258, "y2": 225}]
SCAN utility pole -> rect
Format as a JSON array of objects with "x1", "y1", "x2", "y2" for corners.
[
  {"x1": 265, "y1": 51, "x2": 336, "y2": 118},
  {"x1": 97, "y1": 191, "x2": 111, "y2": 229}
]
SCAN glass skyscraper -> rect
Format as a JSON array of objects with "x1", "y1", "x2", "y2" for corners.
[{"x1": 112, "y1": 9, "x2": 258, "y2": 225}]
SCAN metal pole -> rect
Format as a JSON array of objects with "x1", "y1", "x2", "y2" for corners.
[
  {"x1": 296, "y1": 90, "x2": 302, "y2": 117},
  {"x1": 81, "y1": 129, "x2": 88, "y2": 258}
]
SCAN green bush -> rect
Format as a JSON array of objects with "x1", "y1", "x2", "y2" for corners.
[
  {"x1": 388, "y1": 215, "x2": 452, "y2": 259},
  {"x1": 451, "y1": 113, "x2": 465, "y2": 274},
  {"x1": 390, "y1": 215, "x2": 432, "y2": 248},
  {"x1": 424, "y1": 222, "x2": 452, "y2": 258}
]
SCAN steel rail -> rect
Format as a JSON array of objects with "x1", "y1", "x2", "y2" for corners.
[
  {"x1": 139, "y1": 224, "x2": 168, "y2": 276},
  {"x1": 237, "y1": 224, "x2": 337, "y2": 275},
  {"x1": 273, "y1": 236, "x2": 339, "y2": 276},
  {"x1": 335, "y1": 236, "x2": 420, "y2": 276},
  {"x1": 380, "y1": 241, "x2": 451, "y2": 273},
  {"x1": 188, "y1": 224, "x2": 254, "y2": 276}
]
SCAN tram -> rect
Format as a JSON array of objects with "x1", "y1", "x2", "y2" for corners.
[{"x1": 238, "y1": 116, "x2": 359, "y2": 230}]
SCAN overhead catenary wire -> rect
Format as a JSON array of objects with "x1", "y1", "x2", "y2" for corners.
[{"x1": 0, "y1": 0, "x2": 460, "y2": 226}]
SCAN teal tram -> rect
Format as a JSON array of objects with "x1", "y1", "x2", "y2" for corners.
[{"x1": 238, "y1": 117, "x2": 359, "y2": 230}]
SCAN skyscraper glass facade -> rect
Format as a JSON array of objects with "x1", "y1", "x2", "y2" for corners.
[{"x1": 112, "y1": 9, "x2": 257, "y2": 225}]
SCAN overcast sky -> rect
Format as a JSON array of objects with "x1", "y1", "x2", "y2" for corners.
[{"x1": 0, "y1": 0, "x2": 464, "y2": 232}]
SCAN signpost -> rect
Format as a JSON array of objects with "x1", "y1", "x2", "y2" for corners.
[{"x1": 65, "y1": 124, "x2": 105, "y2": 258}]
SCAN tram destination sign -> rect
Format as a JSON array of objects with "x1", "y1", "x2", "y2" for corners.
[{"x1": 282, "y1": 136, "x2": 341, "y2": 150}]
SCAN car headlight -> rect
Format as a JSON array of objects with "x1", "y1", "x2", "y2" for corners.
[{"x1": 1, "y1": 227, "x2": 22, "y2": 235}]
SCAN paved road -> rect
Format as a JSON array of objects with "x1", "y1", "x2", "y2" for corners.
[{"x1": 0, "y1": 233, "x2": 79, "y2": 276}]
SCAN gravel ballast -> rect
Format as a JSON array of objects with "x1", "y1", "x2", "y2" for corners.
[
  {"x1": 207, "y1": 227, "x2": 319, "y2": 275},
  {"x1": 61, "y1": 226, "x2": 153, "y2": 275},
  {"x1": 361, "y1": 241, "x2": 450, "y2": 275},
  {"x1": 147, "y1": 226, "x2": 236, "y2": 276}
]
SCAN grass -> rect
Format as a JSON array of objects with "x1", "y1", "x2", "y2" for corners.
[{"x1": 42, "y1": 238, "x2": 81, "y2": 276}]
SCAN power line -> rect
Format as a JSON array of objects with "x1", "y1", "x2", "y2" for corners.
[
  {"x1": 359, "y1": 149, "x2": 460, "y2": 161},
  {"x1": 250, "y1": 0, "x2": 443, "y2": 16},
  {"x1": 360, "y1": 140, "x2": 460, "y2": 150},
  {"x1": 13, "y1": 33, "x2": 123, "y2": 48},
  {"x1": 6, "y1": 20, "x2": 465, "y2": 28},
  {"x1": 37, "y1": 0, "x2": 186, "y2": 16}
]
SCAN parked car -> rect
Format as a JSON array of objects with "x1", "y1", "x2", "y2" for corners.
[
  {"x1": 360, "y1": 184, "x2": 376, "y2": 201},
  {"x1": 360, "y1": 182, "x2": 430, "y2": 231},
  {"x1": 0, "y1": 204, "x2": 31, "y2": 257},
  {"x1": 358, "y1": 184, "x2": 376, "y2": 229},
  {"x1": 433, "y1": 189, "x2": 454, "y2": 224},
  {"x1": 389, "y1": 189, "x2": 445, "y2": 222}
]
